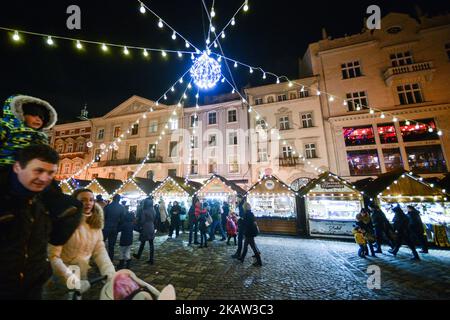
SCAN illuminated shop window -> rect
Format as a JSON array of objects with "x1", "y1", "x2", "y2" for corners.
[
  {"x1": 378, "y1": 123, "x2": 398, "y2": 144},
  {"x1": 400, "y1": 119, "x2": 439, "y2": 142},
  {"x1": 343, "y1": 125, "x2": 376, "y2": 147},
  {"x1": 347, "y1": 149, "x2": 381, "y2": 176},
  {"x1": 383, "y1": 148, "x2": 403, "y2": 172},
  {"x1": 406, "y1": 145, "x2": 447, "y2": 173}
]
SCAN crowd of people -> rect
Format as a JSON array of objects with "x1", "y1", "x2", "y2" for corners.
[{"x1": 352, "y1": 203, "x2": 429, "y2": 261}]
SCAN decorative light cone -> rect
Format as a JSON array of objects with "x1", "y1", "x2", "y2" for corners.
[{"x1": 190, "y1": 52, "x2": 222, "y2": 90}]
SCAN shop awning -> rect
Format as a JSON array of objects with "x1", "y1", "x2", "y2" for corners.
[{"x1": 195, "y1": 174, "x2": 246, "y2": 198}]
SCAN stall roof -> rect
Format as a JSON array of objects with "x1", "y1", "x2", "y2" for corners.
[
  {"x1": 299, "y1": 172, "x2": 361, "y2": 196},
  {"x1": 196, "y1": 174, "x2": 246, "y2": 197},
  {"x1": 438, "y1": 173, "x2": 450, "y2": 192},
  {"x1": 153, "y1": 176, "x2": 202, "y2": 197},
  {"x1": 87, "y1": 178, "x2": 123, "y2": 195},
  {"x1": 361, "y1": 170, "x2": 448, "y2": 201},
  {"x1": 133, "y1": 178, "x2": 161, "y2": 195},
  {"x1": 246, "y1": 174, "x2": 296, "y2": 196}
]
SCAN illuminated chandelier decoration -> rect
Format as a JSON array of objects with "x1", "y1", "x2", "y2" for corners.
[{"x1": 190, "y1": 52, "x2": 222, "y2": 90}]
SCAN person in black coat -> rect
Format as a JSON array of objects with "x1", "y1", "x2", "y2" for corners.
[
  {"x1": 221, "y1": 202, "x2": 230, "y2": 234},
  {"x1": 407, "y1": 205, "x2": 428, "y2": 254},
  {"x1": 388, "y1": 206, "x2": 420, "y2": 260},
  {"x1": 133, "y1": 197, "x2": 157, "y2": 264},
  {"x1": 118, "y1": 202, "x2": 135, "y2": 270},
  {"x1": 103, "y1": 194, "x2": 125, "y2": 261},
  {"x1": 368, "y1": 203, "x2": 395, "y2": 253},
  {"x1": 232, "y1": 196, "x2": 247, "y2": 259},
  {"x1": 169, "y1": 201, "x2": 181, "y2": 238},
  {"x1": 238, "y1": 202, "x2": 262, "y2": 267},
  {"x1": 0, "y1": 145, "x2": 82, "y2": 299},
  {"x1": 188, "y1": 197, "x2": 199, "y2": 245}
]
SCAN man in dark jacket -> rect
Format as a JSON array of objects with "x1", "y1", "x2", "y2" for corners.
[
  {"x1": 407, "y1": 206, "x2": 428, "y2": 253},
  {"x1": 188, "y1": 197, "x2": 199, "y2": 245},
  {"x1": 368, "y1": 203, "x2": 394, "y2": 253},
  {"x1": 0, "y1": 145, "x2": 82, "y2": 299},
  {"x1": 169, "y1": 201, "x2": 181, "y2": 238},
  {"x1": 103, "y1": 194, "x2": 125, "y2": 261},
  {"x1": 221, "y1": 202, "x2": 230, "y2": 233},
  {"x1": 388, "y1": 206, "x2": 420, "y2": 260},
  {"x1": 232, "y1": 196, "x2": 246, "y2": 259}
]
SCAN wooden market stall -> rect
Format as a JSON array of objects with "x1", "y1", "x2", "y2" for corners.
[
  {"x1": 195, "y1": 174, "x2": 246, "y2": 206},
  {"x1": 86, "y1": 178, "x2": 123, "y2": 200},
  {"x1": 152, "y1": 176, "x2": 202, "y2": 207},
  {"x1": 299, "y1": 172, "x2": 364, "y2": 239},
  {"x1": 245, "y1": 175, "x2": 298, "y2": 235},
  {"x1": 363, "y1": 170, "x2": 450, "y2": 246},
  {"x1": 115, "y1": 178, "x2": 160, "y2": 211}
]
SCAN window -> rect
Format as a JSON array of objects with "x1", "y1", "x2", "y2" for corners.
[
  {"x1": 228, "y1": 110, "x2": 237, "y2": 123},
  {"x1": 131, "y1": 124, "x2": 139, "y2": 136},
  {"x1": 343, "y1": 126, "x2": 376, "y2": 146},
  {"x1": 190, "y1": 115, "x2": 199, "y2": 128},
  {"x1": 111, "y1": 150, "x2": 118, "y2": 161},
  {"x1": 406, "y1": 145, "x2": 447, "y2": 173},
  {"x1": 256, "y1": 118, "x2": 267, "y2": 130},
  {"x1": 228, "y1": 155, "x2": 239, "y2": 173},
  {"x1": 113, "y1": 126, "x2": 121, "y2": 138},
  {"x1": 378, "y1": 123, "x2": 398, "y2": 144},
  {"x1": 254, "y1": 98, "x2": 263, "y2": 105},
  {"x1": 390, "y1": 51, "x2": 413, "y2": 67},
  {"x1": 277, "y1": 94, "x2": 288, "y2": 102},
  {"x1": 92, "y1": 174, "x2": 99, "y2": 179},
  {"x1": 168, "y1": 169, "x2": 177, "y2": 177},
  {"x1": 70, "y1": 130, "x2": 75, "y2": 135},
  {"x1": 208, "y1": 112, "x2": 217, "y2": 125},
  {"x1": 170, "y1": 119, "x2": 178, "y2": 131},
  {"x1": 146, "y1": 170, "x2": 154, "y2": 180},
  {"x1": 397, "y1": 83, "x2": 423, "y2": 105},
  {"x1": 56, "y1": 131, "x2": 60, "y2": 137},
  {"x1": 208, "y1": 159, "x2": 217, "y2": 174},
  {"x1": 301, "y1": 113, "x2": 313, "y2": 128},
  {"x1": 66, "y1": 143, "x2": 73, "y2": 153},
  {"x1": 305, "y1": 143, "x2": 317, "y2": 159},
  {"x1": 63, "y1": 163, "x2": 71, "y2": 174},
  {"x1": 279, "y1": 116, "x2": 290, "y2": 131},
  {"x1": 108, "y1": 173, "x2": 116, "y2": 179},
  {"x1": 97, "y1": 129, "x2": 104, "y2": 140},
  {"x1": 208, "y1": 134, "x2": 217, "y2": 147},
  {"x1": 347, "y1": 149, "x2": 381, "y2": 176},
  {"x1": 282, "y1": 146, "x2": 292, "y2": 158},
  {"x1": 289, "y1": 93, "x2": 297, "y2": 100},
  {"x1": 190, "y1": 160, "x2": 198, "y2": 175},
  {"x1": 258, "y1": 147, "x2": 268, "y2": 162},
  {"x1": 94, "y1": 149, "x2": 101, "y2": 162},
  {"x1": 346, "y1": 91, "x2": 368, "y2": 111},
  {"x1": 267, "y1": 96, "x2": 275, "y2": 104},
  {"x1": 149, "y1": 121, "x2": 158, "y2": 133},
  {"x1": 129, "y1": 145, "x2": 137, "y2": 162},
  {"x1": 76, "y1": 142, "x2": 84, "y2": 152},
  {"x1": 56, "y1": 144, "x2": 64, "y2": 153},
  {"x1": 191, "y1": 136, "x2": 199, "y2": 149},
  {"x1": 400, "y1": 119, "x2": 439, "y2": 142},
  {"x1": 148, "y1": 144, "x2": 156, "y2": 159},
  {"x1": 228, "y1": 132, "x2": 238, "y2": 145},
  {"x1": 383, "y1": 148, "x2": 403, "y2": 172},
  {"x1": 80, "y1": 129, "x2": 85, "y2": 134},
  {"x1": 446, "y1": 43, "x2": 450, "y2": 60},
  {"x1": 169, "y1": 142, "x2": 178, "y2": 157},
  {"x1": 341, "y1": 61, "x2": 362, "y2": 79},
  {"x1": 299, "y1": 90, "x2": 310, "y2": 99}
]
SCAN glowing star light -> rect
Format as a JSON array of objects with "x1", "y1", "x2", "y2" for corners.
[{"x1": 190, "y1": 52, "x2": 222, "y2": 90}]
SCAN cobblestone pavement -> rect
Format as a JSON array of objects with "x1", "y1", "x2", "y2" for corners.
[{"x1": 43, "y1": 232, "x2": 450, "y2": 300}]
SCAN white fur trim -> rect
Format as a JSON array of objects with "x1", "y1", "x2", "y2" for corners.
[{"x1": 10, "y1": 95, "x2": 58, "y2": 130}]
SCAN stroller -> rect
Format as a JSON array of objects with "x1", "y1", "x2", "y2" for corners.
[{"x1": 100, "y1": 269, "x2": 176, "y2": 300}]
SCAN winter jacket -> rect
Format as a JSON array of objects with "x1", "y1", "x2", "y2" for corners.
[
  {"x1": 370, "y1": 208, "x2": 391, "y2": 231},
  {"x1": 407, "y1": 208, "x2": 425, "y2": 235},
  {"x1": 0, "y1": 95, "x2": 57, "y2": 166},
  {"x1": 0, "y1": 167, "x2": 82, "y2": 299},
  {"x1": 48, "y1": 204, "x2": 115, "y2": 283},
  {"x1": 198, "y1": 209, "x2": 208, "y2": 232},
  {"x1": 159, "y1": 202, "x2": 168, "y2": 223},
  {"x1": 242, "y1": 210, "x2": 258, "y2": 238},
  {"x1": 119, "y1": 209, "x2": 135, "y2": 247},
  {"x1": 103, "y1": 201, "x2": 125, "y2": 232},
  {"x1": 226, "y1": 215, "x2": 238, "y2": 236},
  {"x1": 140, "y1": 199, "x2": 157, "y2": 242},
  {"x1": 392, "y1": 207, "x2": 412, "y2": 240},
  {"x1": 170, "y1": 204, "x2": 182, "y2": 222},
  {"x1": 211, "y1": 206, "x2": 221, "y2": 222}
]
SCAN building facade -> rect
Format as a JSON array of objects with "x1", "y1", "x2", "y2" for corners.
[
  {"x1": 245, "y1": 76, "x2": 330, "y2": 189},
  {"x1": 301, "y1": 12, "x2": 450, "y2": 181}
]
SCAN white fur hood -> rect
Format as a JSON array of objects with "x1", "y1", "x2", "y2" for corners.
[{"x1": 9, "y1": 95, "x2": 58, "y2": 130}]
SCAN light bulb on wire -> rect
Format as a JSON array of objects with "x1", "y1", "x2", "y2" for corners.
[
  {"x1": 231, "y1": 18, "x2": 236, "y2": 26},
  {"x1": 211, "y1": 8, "x2": 216, "y2": 18},
  {"x1": 158, "y1": 19, "x2": 164, "y2": 28},
  {"x1": 76, "y1": 40, "x2": 83, "y2": 50},
  {"x1": 185, "y1": 41, "x2": 190, "y2": 48},
  {"x1": 46, "y1": 36, "x2": 54, "y2": 46},
  {"x1": 12, "y1": 31, "x2": 20, "y2": 42},
  {"x1": 140, "y1": 3, "x2": 146, "y2": 14},
  {"x1": 101, "y1": 43, "x2": 108, "y2": 51},
  {"x1": 244, "y1": 1, "x2": 249, "y2": 12},
  {"x1": 221, "y1": 32, "x2": 226, "y2": 39},
  {"x1": 143, "y1": 49, "x2": 149, "y2": 57},
  {"x1": 172, "y1": 32, "x2": 177, "y2": 40}
]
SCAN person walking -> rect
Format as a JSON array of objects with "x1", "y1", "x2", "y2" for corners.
[
  {"x1": 354, "y1": 209, "x2": 377, "y2": 257},
  {"x1": 198, "y1": 202, "x2": 209, "y2": 248},
  {"x1": 133, "y1": 197, "x2": 157, "y2": 265},
  {"x1": 389, "y1": 206, "x2": 420, "y2": 261},
  {"x1": 407, "y1": 205, "x2": 429, "y2": 254},
  {"x1": 103, "y1": 194, "x2": 125, "y2": 261},
  {"x1": 232, "y1": 197, "x2": 246, "y2": 259},
  {"x1": 368, "y1": 203, "x2": 394, "y2": 253},
  {"x1": 226, "y1": 211, "x2": 238, "y2": 246},
  {"x1": 188, "y1": 198, "x2": 200, "y2": 245},
  {"x1": 118, "y1": 202, "x2": 135, "y2": 270},
  {"x1": 168, "y1": 201, "x2": 181, "y2": 238},
  {"x1": 209, "y1": 201, "x2": 226, "y2": 241},
  {"x1": 179, "y1": 202, "x2": 187, "y2": 233},
  {"x1": 238, "y1": 202, "x2": 262, "y2": 267},
  {"x1": 221, "y1": 202, "x2": 230, "y2": 234},
  {"x1": 158, "y1": 199, "x2": 169, "y2": 233}
]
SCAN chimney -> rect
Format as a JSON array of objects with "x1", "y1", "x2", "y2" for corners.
[{"x1": 321, "y1": 27, "x2": 328, "y2": 40}]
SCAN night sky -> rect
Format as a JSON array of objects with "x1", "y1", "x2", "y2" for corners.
[{"x1": 0, "y1": 0, "x2": 448, "y2": 122}]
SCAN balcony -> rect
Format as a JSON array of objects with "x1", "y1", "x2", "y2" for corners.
[
  {"x1": 97, "y1": 156, "x2": 163, "y2": 167},
  {"x1": 279, "y1": 157, "x2": 302, "y2": 167},
  {"x1": 383, "y1": 61, "x2": 435, "y2": 86}
]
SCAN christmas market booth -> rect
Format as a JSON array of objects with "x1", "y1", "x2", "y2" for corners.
[
  {"x1": 194, "y1": 174, "x2": 246, "y2": 206},
  {"x1": 363, "y1": 170, "x2": 450, "y2": 247},
  {"x1": 86, "y1": 178, "x2": 123, "y2": 200},
  {"x1": 152, "y1": 176, "x2": 202, "y2": 207},
  {"x1": 299, "y1": 172, "x2": 364, "y2": 239},
  {"x1": 245, "y1": 175, "x2": 298, "y2": 235},
  {"x1": 114, "y1": 178, "x2": 160, "y2": 211},
  {"x1": 59, "y1": 179, "x2": 91, "y2": 195}
]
